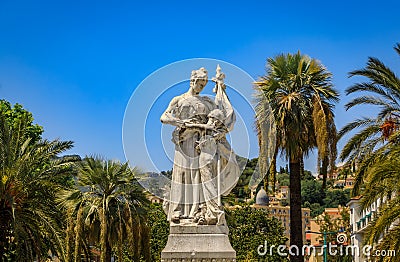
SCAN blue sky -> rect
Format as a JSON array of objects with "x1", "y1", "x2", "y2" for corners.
[{"x1": 1, "y1": 0, "x2": 399, "y2": 173}]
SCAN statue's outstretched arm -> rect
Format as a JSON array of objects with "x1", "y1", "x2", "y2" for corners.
[
  {"x1": 185, "y1": 119, "x2": 215, "y2": 129},
  {"x1": 160, "y1": 96, "x2": 184, "y2": 127}
]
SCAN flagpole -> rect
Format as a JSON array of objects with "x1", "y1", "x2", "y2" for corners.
[{"x1": 212, "y1": 64, "x2": 225, "y2": 207}]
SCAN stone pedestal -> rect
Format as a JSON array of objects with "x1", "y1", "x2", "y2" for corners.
[{"x1": 161, "y1": 220, "x2": 236, "y2": 262}]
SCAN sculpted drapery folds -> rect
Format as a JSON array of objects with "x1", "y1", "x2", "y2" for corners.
[{"x1": 160, "y1": 66, "x2": 239, "y2": 225}]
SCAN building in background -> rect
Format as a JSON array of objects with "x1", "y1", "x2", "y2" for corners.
[
  {"x1": 253, "y1": 188, "x2": 311, "y2": 243},
  {"x1": 333, "y1": 177, "x2": 355, "y2": 189},
  {"x1": 348, "y1": 196, "x2": 379, "y2": 262}
]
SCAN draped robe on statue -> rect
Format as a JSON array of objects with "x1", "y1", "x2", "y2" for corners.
[{"x1": 164, "y1": 86, "x2": 239, "y2": 225}]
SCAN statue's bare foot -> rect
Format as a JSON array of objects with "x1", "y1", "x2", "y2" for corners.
[
  {"x1": 171, "y1": 216, "x2": 180, "y2": 224},
  {"x1": 197, "y1": 217, "x2": 206, "y2": 225}
]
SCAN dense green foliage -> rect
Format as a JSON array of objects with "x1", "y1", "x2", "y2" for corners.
[
  {"x1": 300, "y1": 175, "x2": 350, "y2": 217},
  {"x1": 0, "y1": 104, "x2": 75, "y2": 260},
  {"x1": 227, "y1": 206, "x2": 288, "y2": 261},
  {"x1": 0, "y1": 99, "x2": 43, "y2": 143},
  {"x1": 147, "y1": 203, "x2": 169, "y2": 261},
  {"x1": 229, "y1": 157, "x2": 258, "y2": 201},
  {"x1": 272, "y1": 171, "x2": 351, "y2": 217}
]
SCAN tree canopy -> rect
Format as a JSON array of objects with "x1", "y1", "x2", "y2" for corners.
[{"x1": 227, "y1": 206, "x2": 288, "y2": 261}]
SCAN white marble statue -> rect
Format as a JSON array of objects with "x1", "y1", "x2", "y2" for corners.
[{"x1": 160, "y1": 66, "x2": 240, "y2": 225}]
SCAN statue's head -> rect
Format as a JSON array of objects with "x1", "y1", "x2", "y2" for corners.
[{"x1": 190, "y1": 67, "x2": 208, "y2": 94}]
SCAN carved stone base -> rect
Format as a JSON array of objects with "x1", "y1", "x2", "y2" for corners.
[{"x1": 161, "y1": 223, "x2": 236, "y2": 262}]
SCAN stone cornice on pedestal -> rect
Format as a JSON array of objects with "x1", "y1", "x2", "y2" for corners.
[{"x1": 161, "y1": 224, "x2": 236, "y2": 261}]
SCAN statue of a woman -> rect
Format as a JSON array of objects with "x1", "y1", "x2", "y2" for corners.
[{"x1": 160, "y1": 67, "x2": 239, "y2": 225}]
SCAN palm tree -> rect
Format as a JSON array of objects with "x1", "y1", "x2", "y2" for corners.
[
  {"x1": 339, "y1": 43, "x2": 400, "y2": 194},
  {"x1": 339, "y1": 43, "x2": 400, "y2": 260},
  {"x1": 255, "y1": 51, "x2": 339, "y2": 261},
  {"x1": 0, "y1": 108, "x2": 75, "y2": 261},
  {"x1": 60, "y1": 156, "x2": 150, "y2": 262}
]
